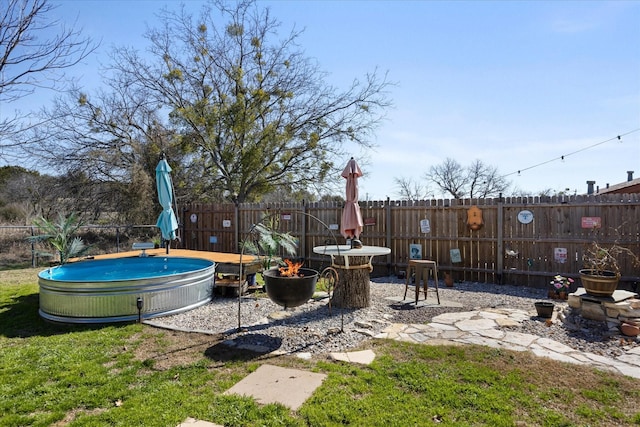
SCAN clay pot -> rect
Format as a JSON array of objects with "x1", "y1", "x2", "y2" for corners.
[
  {"x1": 444, "y1": 272, "x2": 454, "y2": 287},
  {"x1": 534, "y1": 301, "x2": 554, "y2": 318},
  {"x1": 620, "y1": 322, "x2": 640, "y2": 337}
]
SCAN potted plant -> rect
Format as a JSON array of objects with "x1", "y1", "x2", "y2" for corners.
[
  {"x1": 244, "y1": 218, "x2": 298, "y2": 271},
  {"x1": 27, "y1": 213, "x2": 90, "y2": 264},
  {"x1": 243, "y1": 215, "x2": 318, "y2": 308},
  {"x1": 549, "y1": 275, "x2": 573, "y2": 300},
  {"x1": 580, "y1": 240, "x2": 640, "y2": 297}
]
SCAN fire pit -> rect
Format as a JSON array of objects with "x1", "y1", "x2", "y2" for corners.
[{"x1": 263, "y1": 260, "x2": 318, "y2": 309}]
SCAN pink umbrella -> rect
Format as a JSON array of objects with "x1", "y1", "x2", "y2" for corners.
[{"x1": 340, "y1": 157, "x2": 364, "y2": 242}]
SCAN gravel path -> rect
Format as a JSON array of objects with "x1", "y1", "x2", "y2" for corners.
[{"x1": 149, "y1": 276, "x2": 639, "y2": 358}]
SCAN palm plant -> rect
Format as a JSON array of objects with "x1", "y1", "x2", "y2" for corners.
[
  {"x1": 28, "y1": 213, "x2": 89, "y2": 264},
  {"x1": 242, "y1": 215, "x2": 298, "y2": 270}
]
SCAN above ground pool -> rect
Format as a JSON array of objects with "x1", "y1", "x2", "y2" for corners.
[{"x1": 38, "y1": 256, "x2": 216, "y2": 323}]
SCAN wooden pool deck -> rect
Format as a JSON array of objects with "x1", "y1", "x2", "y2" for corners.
[{"x1": 88, "y1": 248, "x2": 257, "y2": 266}]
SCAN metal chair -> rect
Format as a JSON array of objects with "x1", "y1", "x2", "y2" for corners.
[{"x1": 404, "y1": 259, "x2": 440, "y2": 305}]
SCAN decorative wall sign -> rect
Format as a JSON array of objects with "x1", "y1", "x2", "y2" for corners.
[
  {"x1": 222, "y1": 219, "x2": 231, "y2": 228},
  {"x1": 329, "y1": 224, "x2": 339, "y2": 230},
  {"x1": 420, "y1": 219, "x2": 431, "y2": 233},
  {"x1": 581, "y1": 217, "x2": 601, "y2": 229},
  {"x1": 282, "y1": 213, "x2": 292, "y2": 220},
  {"x1": 517, "y1": 210, "x2": 534, "y2": 224},
  {"x1": 554, "y1": 247, "x2": 568, "y2": 264},
  {"x1": 467, "y1": 206, "x2": 484, "y2": 230},
  {"x1": 409, "y1": 244, "x2": 422, "y2": 260},
  {"x1": 450, "y1": 248, "x2": 462, "y2": 263},
  {"x1": 190, "y1": 213, "x2": 198, "y2": 223},
  {"x1": 209, "y1": 236, "x2": 217, "y2": 244},
  {"x1": 364, "y1": 217, "x2": 376, "y2": 226}
]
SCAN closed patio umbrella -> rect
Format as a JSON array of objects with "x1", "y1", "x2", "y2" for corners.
[
  {"x1": 340, "y1": 157, "x2": 364, "y2": 246},
  {"x1": 156, "y1": 155, "x2": 178, "y2": 253}
]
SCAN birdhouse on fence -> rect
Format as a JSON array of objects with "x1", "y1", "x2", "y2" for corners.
[{"x1": 467, "y1": 206, "x2": 484, "y2": 231}]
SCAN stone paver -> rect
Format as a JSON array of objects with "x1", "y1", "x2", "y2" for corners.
[
  {"x1": 224, "y1": 364, "x2": 326, "y2": 411},
  {"x1": 379, "y1": 307, "x2": 640, "y2": 379},
  {"x1": 329, "y1": 349, "x2": 376, "y2": 365},
  {"x1": 432, "y1": 311, "x2": 477, "y2": 324},
  {"x1": 618, "y1": 353, "x2": 640, "y2": 367},
  {"x1": 456, "y1": 318, "x2": 497, "y2": 331},
  {"x1": 535, "y1": 337, "x2": 576, "y2": 354},
  {"x1": 475, "y1": 328, "x2": 505, "y2": 339},
  {"x1": 502, "y1": 331, "x2": 538, "y2": 347},
  {"x1": 177, "y1": 418, "x2": 223, "y2": 427}
]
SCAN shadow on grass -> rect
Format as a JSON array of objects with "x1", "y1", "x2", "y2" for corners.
[
  {"x1": 205, "y1": 333, "x2": 283, "y2": 362},
  {"x1": 0, "y1": 291, "x2": 122, "y2": 338}
]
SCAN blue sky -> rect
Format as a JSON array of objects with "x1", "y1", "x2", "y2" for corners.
[{"x1": 12, "y1": 0, "x2": 640, "y2": 199}]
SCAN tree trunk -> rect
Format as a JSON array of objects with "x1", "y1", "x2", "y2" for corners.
[{"x1": 330, "y1": 255, "x2": 370, "y2": 308}]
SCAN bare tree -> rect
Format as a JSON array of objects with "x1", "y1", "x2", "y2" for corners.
[
  {"x1": 466, "y1": 159, "x2": 510, "y2": 198},
  {"x1": 425, "y1": 158, "x2": 468, "y2": 198},
  {"x1": 108, "y1": 0, "x2": 392, "y2": 203},
  {"x1": 393, "y1": 176, "x2": 430, "y2": 200},
  {"x1": 0, "y1": 0, "x2": 96, "y2": 154},
  {"x1": 28, "y1": 82, "x2": 179, "y2": 223},
  {"x1": 425, "y1": 157, "x2": 510, "y2": 198}
]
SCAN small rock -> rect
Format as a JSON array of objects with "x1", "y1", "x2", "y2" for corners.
[
  {"x1": 354, "y1": 321, "x2": 373, "y2": 329},
  {"x1": 354, "y1": 328, "x2": 375, "y2": 337}
]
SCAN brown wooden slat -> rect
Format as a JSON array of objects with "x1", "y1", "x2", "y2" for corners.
[{"x1": 180, "y1": 194, "x2": 640, "y2": 289}]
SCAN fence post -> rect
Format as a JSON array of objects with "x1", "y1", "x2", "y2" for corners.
[
  {"x1": 496, "y1": 195, "x2": 504, "y2": 284},
  {"x1": 234, "y1": 202, "x2": 239, "y2": 253},
  {"x1": 31, "y1": 226, "x2": 35, "y2": 268},
  {"x1": 386, "y1": 197, "x2": 392, "y2": 272},
  {"x1": 301, "y1": 201, "x2": 307, "y2": 260}
]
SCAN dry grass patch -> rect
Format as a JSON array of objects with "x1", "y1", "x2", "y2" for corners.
[
  {"x1": 0, "y1": 267, "x2": 41, "y2": 285},
  {"x1": 129, "y1": 326, "x2": 225, "y2": 371}
]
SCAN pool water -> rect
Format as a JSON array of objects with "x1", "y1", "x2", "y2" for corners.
[{"x1": 40, "y1": 257, "x2": 214, "y2": 281}]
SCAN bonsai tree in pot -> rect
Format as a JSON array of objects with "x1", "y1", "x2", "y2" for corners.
[{"x1": 580, "y1": 239, "x2": 640, "y2": 297}]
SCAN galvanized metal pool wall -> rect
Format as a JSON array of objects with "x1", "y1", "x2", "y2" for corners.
[{"x1": 38, "y1": 257, "x2": 216, "y2": 323}]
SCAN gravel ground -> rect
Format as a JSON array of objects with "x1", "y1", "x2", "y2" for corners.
[{"x1": 149, "y1": 276, "x2": 639, "y2": 358}]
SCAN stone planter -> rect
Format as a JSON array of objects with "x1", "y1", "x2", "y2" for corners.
[
  {"x1": 534, "y1": 301, "x2": 554, "y2": 318},
  {"x1": 263, "y1": 268, "x2": 318, "y2": 309},
  {"x1": 579, "y1": 269, "x2": 619, "y2": 297}
]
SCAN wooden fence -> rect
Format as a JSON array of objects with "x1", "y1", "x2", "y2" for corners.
[{"x1": 179, "y1": 194, "x2": 640, "y2": 290}]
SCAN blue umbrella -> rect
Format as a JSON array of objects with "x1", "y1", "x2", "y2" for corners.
[{"x1": 156, "y1": 156, "x2": 178, "y2": 252}]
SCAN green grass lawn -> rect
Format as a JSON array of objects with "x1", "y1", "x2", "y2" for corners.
[{"x1": 1, "y1": 268, "x2": 639, "y2": 426}]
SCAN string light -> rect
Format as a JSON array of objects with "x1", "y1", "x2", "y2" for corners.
[{"x1": 504, "y1": 128, "x2": 640, "y2": 178}]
